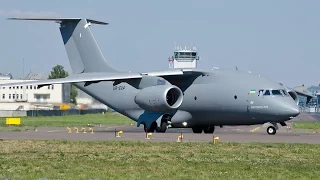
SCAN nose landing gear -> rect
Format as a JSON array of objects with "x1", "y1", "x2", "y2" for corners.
[
  {"x1": 267, "y1": 125, "x2": 277, "y2": 135},
  {"x1": 266, "y1": 122, "x2": 287, "y2": 135}
]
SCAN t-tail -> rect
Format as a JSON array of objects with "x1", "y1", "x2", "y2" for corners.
[{"x1": 8, "y1": 18, "x2": 118, "y2": 74}]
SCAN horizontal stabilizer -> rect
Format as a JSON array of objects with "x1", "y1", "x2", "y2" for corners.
[
  {"x1": 0, "y1": 72, "x2": 141, "y2": 88},
  {"x1": 7, "y1": 17, "x2": 108, "y2": 25}
]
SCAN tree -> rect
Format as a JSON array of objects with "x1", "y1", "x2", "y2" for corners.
[
  {"x1": 70, "y1": 86, "x2": 78, "y2": 104},
  {"x1": 48, "y1": 65, "x2": 69, "y2": 79},
  {"x1": 48, "y1": 65, "x2": 78, "y2": 104}
]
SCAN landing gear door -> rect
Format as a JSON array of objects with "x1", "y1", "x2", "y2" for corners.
[{"x1": 247, "y1": 99, "x2": 253, "y2": 113}]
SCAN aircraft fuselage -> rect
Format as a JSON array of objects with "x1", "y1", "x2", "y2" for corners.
[
  {"x1": 6, "y1": 17, "x2": 301, "y2": 135},
  {"x1": 73, "y1": 68, "x2": 299, "y2": 131}
]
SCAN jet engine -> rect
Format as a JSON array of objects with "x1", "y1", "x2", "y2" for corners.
[
  {"x1": 134, "y1": 85, "x2": 183, "y2": 112},
  {"x1": 287, "y1": 90, "x2": 299, "y2": 105}
]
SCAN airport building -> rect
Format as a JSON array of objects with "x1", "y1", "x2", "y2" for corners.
[
  {"x1": 168, "y1": 46, "x2": 200, "y2": 69},
  {"x1": 0, "y1": 72, "x2": 70, "y2": 110},
  {"x1": 295, "y1": 84, "x2": 320, "y2": 112}
]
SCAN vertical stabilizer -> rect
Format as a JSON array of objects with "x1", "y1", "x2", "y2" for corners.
[{"x1": 8, "y1": 18, "x2": 118, "y2": 73}]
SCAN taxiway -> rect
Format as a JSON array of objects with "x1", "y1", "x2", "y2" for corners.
[{"x1": 0, "y1": 122, "x2": 319, "y2": 144}]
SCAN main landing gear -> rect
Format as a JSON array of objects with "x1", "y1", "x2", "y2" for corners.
[
  {"x1": 143, "y1": 121, "x2": 169, "y2": 133},
  {"x1": 192, "y1": 126, "x2": 215, "y2": 134},
  {"x1": 266, "y1": 122, "x2": 286, "y2": 135}
]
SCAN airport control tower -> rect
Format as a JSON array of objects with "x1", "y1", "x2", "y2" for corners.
[{"x1": 168, "y1": 46, "x2": 199, "y2": 69}]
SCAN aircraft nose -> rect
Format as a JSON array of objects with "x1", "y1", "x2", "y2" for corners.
[
  {"x1": 282, "y1": 101, "x2": 300, "y2": 118},
  {"x1": 288, "y1": 106, "x2": 300, "y2": 117}
]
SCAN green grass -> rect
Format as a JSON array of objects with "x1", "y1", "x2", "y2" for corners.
[
  {"x1": 293, "y1": 122, "x2": 320, "y2": 130},
  {"x1": 0, "y1": 113, "x2": 133, "y2": 129},
  {"x1": 0, "y1": 140, "x2": 319, "y2": 179}
]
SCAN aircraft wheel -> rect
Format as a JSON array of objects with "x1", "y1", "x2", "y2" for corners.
[
  {"x1": 156, "y1": 121, "x2": 167, "y2": 133},
  {"x1": 203, "y1": 126, "x2": 215, "y2": 134},
  {"x1": 267, "y1": 126, "x2": 276, "y2": 135},
  {"x1": 192, "y1": 127, "x2": 203, "y2": 134}
]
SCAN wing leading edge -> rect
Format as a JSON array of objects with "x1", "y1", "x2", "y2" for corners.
[
  {"x1": 0, "y1": 72, "x2": 142, "y2": 88},
  {"x1": 0, "y1": 69, "x2": 207, "y2": 89},
  {"x1": 141, "y1": 69, "x2": 206, "y2": 77}
]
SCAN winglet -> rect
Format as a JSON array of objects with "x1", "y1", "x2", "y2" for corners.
[{"x1": 7, "y1": 17, "x2": 108, "y2": 25}]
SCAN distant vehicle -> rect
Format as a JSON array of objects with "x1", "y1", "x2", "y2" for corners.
[{"x1": 2, "y1": 17, "x2": 313, "y2": 135}]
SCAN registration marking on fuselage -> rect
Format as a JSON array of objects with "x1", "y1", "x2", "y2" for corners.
[{"x1": 250, "y1": 106, "x2": 268, "y2": 109}]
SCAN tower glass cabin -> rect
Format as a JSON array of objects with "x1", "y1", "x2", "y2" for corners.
[{"x1": 168, "y1": 47, "x2": 199, "y2": 69}]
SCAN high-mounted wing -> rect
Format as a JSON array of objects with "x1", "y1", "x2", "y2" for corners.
[
  {"x1": 0, "y1": 72, "x2": 142, "y2": 88},
  {"x1": 141, "y1": 69, "x2": 206, "y2": 77},
  {"x1": 0, "y1": 69, "x2": 206, "y2": 89},
  {"x1": 141, "y1": 69, "x2": 207, "y2": 91}
]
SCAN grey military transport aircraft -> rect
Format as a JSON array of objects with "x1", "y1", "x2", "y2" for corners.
[{"x1": 2, "y1": 18, "x2": 313, "y2": 135}]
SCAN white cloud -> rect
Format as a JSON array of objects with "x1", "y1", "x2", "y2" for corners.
[{"x1": 0, "y1": 9, "x2": 59, "y2": 18}]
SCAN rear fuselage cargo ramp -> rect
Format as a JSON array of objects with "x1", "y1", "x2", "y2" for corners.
[{"x1": 3, "y1": 17, "x2": 312, "y2": 135}]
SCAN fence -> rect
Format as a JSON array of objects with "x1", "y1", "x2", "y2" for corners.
[
  {"x1": 299, "y1": 107, "x2": 320, "y2": 113},
  {"x1": 26, "y1": 109, "x2": 107, "y2": 117},
  {"x1": 0, "y1": 109, "x2": 107, "y2": 117},
  {"x1": 0, "y1": 110, "x2": 27, "y2": 117}
]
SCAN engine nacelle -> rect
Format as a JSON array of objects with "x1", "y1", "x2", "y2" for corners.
[{"x1": 134, "y1": 85, "x2": 183, "y2": 112}]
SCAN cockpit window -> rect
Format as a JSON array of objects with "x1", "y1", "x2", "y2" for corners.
[
  {"x1": 263, "y1": 90, "x2": 270, "y2": 96},
  {"x1": 258, "y1": 89, "x2": 289, "y2": 96},
  {"x1": 271, "y1": 90, "x2": 282, "y2": 96},
  {"x1": 281, "y1": 89, "x2": 289, "y2": 96}
]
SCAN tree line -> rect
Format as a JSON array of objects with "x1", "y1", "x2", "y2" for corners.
[{"x1": 48, "y1": 65, "x2": 78, "y2": 104}]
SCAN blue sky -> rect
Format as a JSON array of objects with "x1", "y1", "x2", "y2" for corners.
[{"x1": 0, "y1": 0, "x2": 319, "y2": 87}]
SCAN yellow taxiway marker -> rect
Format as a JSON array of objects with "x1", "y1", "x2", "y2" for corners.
[
  {"x1": 145, "y1": 132, "x2": 152, "y2": 139},
  {"x1": 6, "y1": 118, "x2": 21, "y2": 125},
  {"x1": 116, "y1": 130, "x2": 123, "y2": 137},
  {"x1": 89, "y1": 128, "x2": 94, "y2": 134},
  {"x1": 213, "y1": 136, "x2": 220, "y2": 144},
  {"x1": 66, "y1": 127, "x2": 72, "y2": 133},
  {"x1": 176, "y1": 135, "x2": 184, "y2": 142}
]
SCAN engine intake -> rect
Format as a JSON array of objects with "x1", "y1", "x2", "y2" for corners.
[{"x1": 134, "y1": 85, "x2": 183, "y2": 112}]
